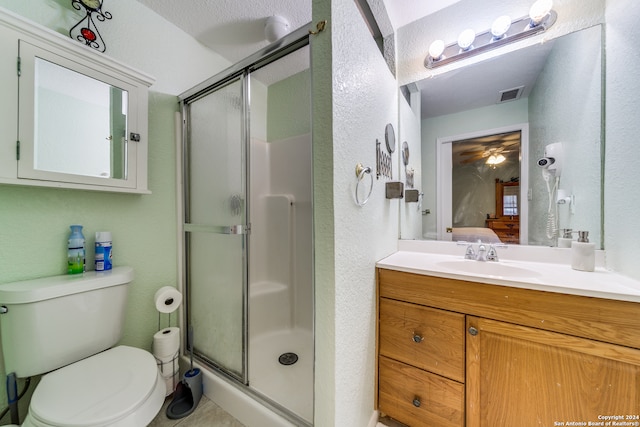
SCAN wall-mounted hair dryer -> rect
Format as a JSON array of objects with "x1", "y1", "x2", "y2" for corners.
[{"x1": 537, "y1": 142, "x2": 563, "y2": 177}]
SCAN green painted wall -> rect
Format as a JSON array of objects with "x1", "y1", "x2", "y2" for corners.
[
  {"x1": 267, "y1": 69, "x2": 311, "y2": 142},
  {"x1": 0, "y1": 91, "x2": 179, "y2": 421},
  {"x1": 0, "y1": 1, "x2": 229, "y2": 421}
]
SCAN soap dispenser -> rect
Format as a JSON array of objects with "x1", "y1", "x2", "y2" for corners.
[
  {"x1": 558, "y1": 229, "x2": 573, "y2": 248},
  {"x1": 571, "y1": 231, "x2": 595, "y2": 272}
]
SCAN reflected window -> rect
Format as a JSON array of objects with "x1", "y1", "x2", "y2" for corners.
[{"x1": 503, "y1": 194, "x2": 518, "y2": 216}]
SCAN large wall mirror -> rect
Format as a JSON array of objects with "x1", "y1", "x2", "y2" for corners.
[{"x1": 400, "y1": 24, "x2": 604, "y2": 248}]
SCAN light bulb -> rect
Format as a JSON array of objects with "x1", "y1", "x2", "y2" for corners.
[
  {"x1": 491, "y1": 15, "x2": 512, "y2": 40},
  {"x1": 529, "y1": 0, "x2": 553, "y2": 26},
  {"x1": 428, "y1": 40, "x2": 445, "y2": 60},
  {"x1": 457, "y1": 29, "x2": 475, "y2": 51},
  {"x1": 486, "y1": 154, "x2": 506, "y2": 165}
]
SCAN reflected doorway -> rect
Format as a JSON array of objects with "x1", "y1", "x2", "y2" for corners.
[{"x1": 436, "y1": 124, "x2": 529, "y2": 244}]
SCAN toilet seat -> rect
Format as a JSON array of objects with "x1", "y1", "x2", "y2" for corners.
[{"x1": 26, "y1": 346, "x2": 164, "y2": 427}]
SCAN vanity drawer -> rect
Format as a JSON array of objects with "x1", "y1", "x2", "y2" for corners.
[
  {"x1": 379, "y1": 298, "x2": 465, "y2": 382},
  {"x1": 378, "y1": 356, "x2": 464, "y2": 427}
]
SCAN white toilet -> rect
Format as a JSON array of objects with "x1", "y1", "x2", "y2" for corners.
[{"x1": 0, "y1": 267, "x2": 165, "y2": 426}]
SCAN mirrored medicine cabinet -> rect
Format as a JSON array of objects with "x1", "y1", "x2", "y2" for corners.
[{"x1": 0, "y1": 8, "x2": 155, "y2": 193}]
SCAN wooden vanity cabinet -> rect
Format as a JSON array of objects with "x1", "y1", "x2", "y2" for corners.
[
  {"x1": 378, "y1": 299, "x2": 465, "y2": 427},
  {"x1": 376, "y1": 268, "x2": 640, "y2": 427},
  {"x1": 467, "y1": 317, "x2": 640, "y2": 426}
]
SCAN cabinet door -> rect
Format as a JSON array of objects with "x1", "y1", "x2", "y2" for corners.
[
  {"x1": 0, "y1": 24, "x2": 17, "y2": 180},
  {"x1": 467, "y1": 317, "x2": 640, "y2": 427},
  {"x1": 18, "y1": 40, "x2": 141, "y2": 189}
]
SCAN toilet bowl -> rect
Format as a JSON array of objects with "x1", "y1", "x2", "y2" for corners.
[
  {"x1": 0, "y1": 268, "x2": 166, "y2": 426},
  {"x1": 20, "y1": 346, "x2": 165, "y2": 427}
]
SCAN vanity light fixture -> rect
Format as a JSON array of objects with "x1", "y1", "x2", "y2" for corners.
[
  {"x1": 425, "y1": 0, "x2": 556, "y2": 69},
  {"x1": 428, "y1": 39, "x2": 446, "y2": 61},
  {"x1": 529, "y1": 0, "x2": 554, "y2": 27},
  {"x1": 491, "y1": 15, "x2": 512, "y2": 40},
  {"x1": 457, "y1": 29, "x2": 476, "y2": 52}
]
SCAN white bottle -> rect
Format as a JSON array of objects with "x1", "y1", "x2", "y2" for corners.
[
  {"x1": 571, "y1": 231, "x2": 595, "y2": 272},
  {"x1": 95, "y1": 231, "x2": 112, "y2": 271},
  {"x1": 557, "y1": 228, "x2": 573, "y2": 248}
]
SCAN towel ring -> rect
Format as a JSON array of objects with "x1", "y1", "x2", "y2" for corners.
[{"x1": 355, "y1": 163, "x2": 373, "y2": 207}]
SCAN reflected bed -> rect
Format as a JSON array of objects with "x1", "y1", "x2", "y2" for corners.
[{"x1": 452, "y1": 227, "x2": 502, "y2": 243}]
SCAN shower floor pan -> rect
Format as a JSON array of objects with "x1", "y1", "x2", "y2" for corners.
[{"x1": 249, "y1": 327, "x2": 313, "y2": 423}]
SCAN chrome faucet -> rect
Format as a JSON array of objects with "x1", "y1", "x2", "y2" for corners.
[
  {"x1": 486, "y1": 243, "x2": 508, "y2": 261},
  {"x1": 459, "y1": 241, "x2": 507, "y2": 262},
  {"x1": 476, "y1": 243, "x2": 487, "y2": 261},
  {"x1": 463, "y1": 244, "x2": 476, "y2": 260}
]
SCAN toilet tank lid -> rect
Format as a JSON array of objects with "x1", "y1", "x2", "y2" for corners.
[{"x1": 0, "y1": 267, "x2": 133, "y2": 304}]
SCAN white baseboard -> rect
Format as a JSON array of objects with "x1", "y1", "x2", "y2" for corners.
[{"x1": 367, "y1": 410, "x2": 380, "y2": 427}]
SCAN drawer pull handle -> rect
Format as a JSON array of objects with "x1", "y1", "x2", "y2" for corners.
[
  {"x1": 412, "y1": 333, "x2": 424, "y2": 343},
  {"x1": 468, "y1": 326, "x2": 479, "y2": 336},
  {"x1": 412, "y1": 397, "x2": 421, "y2": 408}
]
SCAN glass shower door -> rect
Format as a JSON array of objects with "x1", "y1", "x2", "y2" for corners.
[{"x1": 183, "y1": 74, "x2": 248, "y2": 382}]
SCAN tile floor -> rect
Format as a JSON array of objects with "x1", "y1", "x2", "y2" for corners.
[{"x1": 149, "y1": 395, "x2": 245, "y2": 427}]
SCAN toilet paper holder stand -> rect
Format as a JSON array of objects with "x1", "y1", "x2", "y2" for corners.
[
  {"x1": 158, "y1": 311, "x2": 174, "y2": 332},
  {"x1": 155, "y1": 311, "x2": 180, "y2": 396}
]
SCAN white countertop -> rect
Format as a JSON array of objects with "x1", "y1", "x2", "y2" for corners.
[{"x1": 376, "y1": 241, "x2": 640, "y2": 303}]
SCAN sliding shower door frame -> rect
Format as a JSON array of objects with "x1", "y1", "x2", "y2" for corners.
[
  {"x1": 181, "y1": 70, "x2": 250, "y2": 384},
  {"x1": 179, "y1": 24, "x2": 311, "y2": 387}
]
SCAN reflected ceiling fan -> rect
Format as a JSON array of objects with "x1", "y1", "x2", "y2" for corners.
[{"x1": 454, "y1": 132, "x2": 520, "y2": 165}]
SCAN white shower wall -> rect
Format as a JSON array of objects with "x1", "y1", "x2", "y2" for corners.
[{"x1": 249, "y1": 134, "x2": 313, "y2": 336}]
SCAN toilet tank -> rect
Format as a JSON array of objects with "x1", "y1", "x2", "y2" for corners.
[{"x1": 0, "y1": 267, "x2": 133, "y2": 378}]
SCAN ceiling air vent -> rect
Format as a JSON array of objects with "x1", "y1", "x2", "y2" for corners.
[{"x1": 497, "y1": 86, "x2": 524, "y2": 104}]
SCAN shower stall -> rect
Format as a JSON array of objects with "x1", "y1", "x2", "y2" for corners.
[{"x1": 178, "y1": 28, "x2": 313, "y2": 426}]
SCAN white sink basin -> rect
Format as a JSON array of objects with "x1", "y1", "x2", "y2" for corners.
[{"x1": 436, "y1": 260, "x2": 542, "y2": 278}]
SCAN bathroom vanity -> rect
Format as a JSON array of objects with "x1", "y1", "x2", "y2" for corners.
[{"x1": 375, "y1": 243, "x2": 640, "y2": 427}]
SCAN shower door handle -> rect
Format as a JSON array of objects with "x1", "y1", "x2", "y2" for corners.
[
  {"x1": 183, "y1": 223, "x2": 251, "y2": 235},
  {"x1": 226, "y1": 224, "x2": 251, "y2": 235}
]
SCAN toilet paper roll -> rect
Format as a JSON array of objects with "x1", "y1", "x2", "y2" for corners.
[
  {"x1": 163, "y1": 371, "x2": 179, "y2": 396},
  {"x1": 153, "y1": 327, "x2": 180, "y2": 359},
  {"x1": 154, "y1": 286, "x2": 182, "y2": 314},
  {"x1": 157, "y1": 357, "x2": 179, "y2": 376}
]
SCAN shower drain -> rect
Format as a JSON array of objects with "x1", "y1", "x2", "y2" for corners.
[{"x1": 278, "y1": 352, "x2": 299, "y2": 366}]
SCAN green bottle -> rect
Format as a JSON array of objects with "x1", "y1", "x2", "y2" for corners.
[{"x1": 67, "y1": 225, "x2": 85, "y2": 274}]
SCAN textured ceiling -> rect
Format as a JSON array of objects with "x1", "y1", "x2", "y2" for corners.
[
  {"x1": 136, "y1": 0, "x2": 312, "y2": 65},
  {"x1": 136, "y1": 0, "x2": 462, "y2": 66},
  {"x1": 387, "y1": 0, "x2": 462, "y2": 29},
  {"x1": 136, "y1": 0, "x2": 550, "y2": 118},
  {"x1": 417, "y1": 39, "x2": 555, "y2": 119}
]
